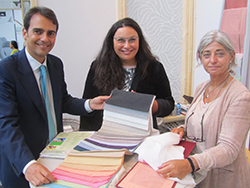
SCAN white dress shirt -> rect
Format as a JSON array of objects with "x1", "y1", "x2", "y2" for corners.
[{"x1": 22, "y1": 49, "x2": 92, "y2": 174}]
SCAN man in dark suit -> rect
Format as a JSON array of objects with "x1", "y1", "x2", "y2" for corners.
[{"x1": 0, "y1": 6, "x2": 109, "y2": 188}]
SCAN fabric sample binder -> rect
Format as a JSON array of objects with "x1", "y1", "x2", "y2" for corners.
[{"x1": 75, "y1": 89, "x2": 157, "y2": 153}]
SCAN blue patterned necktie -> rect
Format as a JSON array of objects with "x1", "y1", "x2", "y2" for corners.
[{"x1": 40, "y1": 65, "x2": 57, "y2": 141}]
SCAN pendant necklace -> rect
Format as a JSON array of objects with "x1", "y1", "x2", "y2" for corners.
[
  {"x1": 205, "y1": 75, "x2": 230, "y2": 98},
  {"x1": 203, "y1": 75, "x2": 230, "y2": 107}
]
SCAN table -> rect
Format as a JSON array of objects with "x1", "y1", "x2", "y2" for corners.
[
  {"x1": 30, "y1": 153, "x2": 194, "y2": 188},
  {"x1": 29, "y1": 154, "x2": 138, "y2": 188}
]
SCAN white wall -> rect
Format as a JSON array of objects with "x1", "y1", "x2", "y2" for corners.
[
  {"x1": 37, "y1": 0, "x2": 117, "y2": 119},
  {"x1": 194, "y1": 0, "x2": 225, "y2": 92},
  {"x1": 37, "y1": 0, "x2": 117, "y2": 98},
  {"x1": 127, "y1": 0, "x2": 183, "y2": 103},
  {"x1": 36, "y1": 0, "x2": 225, "y2": 110}
]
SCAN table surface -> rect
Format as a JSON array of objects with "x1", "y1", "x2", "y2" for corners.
[
  {"x1": 29, "y1": 153, "x2": 195, "y2": 188},
  {"x1": 29, "y1": 154, "x2": 138, "y2": 188}
]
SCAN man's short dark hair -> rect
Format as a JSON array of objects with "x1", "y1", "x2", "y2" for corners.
[{"x1": 24, "y1": 6, "x2": 59, "y2": 32}]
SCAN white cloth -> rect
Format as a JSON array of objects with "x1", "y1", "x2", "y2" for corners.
[{"x1": 135, "y1": 132, "x2": 195, "y2": 185}]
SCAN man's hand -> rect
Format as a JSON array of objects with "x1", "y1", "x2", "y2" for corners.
[
  {"x1": 25, "y1": 162, "x2": 56, "y2": 187},
  {"x1": 89, "y1": 95, "x2": 110, "y2": 110}
]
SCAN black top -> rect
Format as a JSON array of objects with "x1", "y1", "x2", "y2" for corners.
[{"x1": 80, "y1": 60, "x2": 175, "y2": 131}]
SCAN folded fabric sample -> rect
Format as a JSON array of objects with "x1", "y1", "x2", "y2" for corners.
[
  {"x1": 51, "y1": 150, "x2": 125, "y2": 187},
  {"x1": 74, "y1": 89, "x2": 157, "y2": 154},
  {"x1": 116, "y1": 161, "x2": 176, "y2": 188}
]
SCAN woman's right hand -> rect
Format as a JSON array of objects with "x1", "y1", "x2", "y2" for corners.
[{"x1": 171, "y1": 127, "x2": 185, "y2": 140}]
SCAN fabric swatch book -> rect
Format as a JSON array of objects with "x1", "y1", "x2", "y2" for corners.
[
  {"x1": 49, "y1": 150, "x2": 126, "y2": 188},
  {"x1": 74, "y1": 89, "x2": 157, "y2": 153},
  {"x1": 40, "y1": 132, "x2": 92, "y2": 159}
]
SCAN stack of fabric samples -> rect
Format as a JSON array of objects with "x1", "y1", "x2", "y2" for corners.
[
  {"x1": 74, "y1": 89, "x2": 157, "y2": 154},
  {"x1": 47, "y1": 150, "x2": 126, "y2": 188}
]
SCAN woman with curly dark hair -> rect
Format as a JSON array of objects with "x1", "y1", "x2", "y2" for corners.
[{"x1": 80, "y1": 17, "x2": 174, "y2": 131}]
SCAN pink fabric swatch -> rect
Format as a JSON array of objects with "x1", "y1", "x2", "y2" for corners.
[
  {"x1": 56, "y1": 165, "x2": 116, "y2": 177},
  {"x1": 52, "y1": 168, "x2": 113, "y2": 183},
  {"x1": 53, "y1": 174, "x2": 109, "y2": 188}
]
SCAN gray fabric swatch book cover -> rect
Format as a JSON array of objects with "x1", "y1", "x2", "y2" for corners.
[{"x1": 75, "y1": 89, "x2": 157, "y2": 153}]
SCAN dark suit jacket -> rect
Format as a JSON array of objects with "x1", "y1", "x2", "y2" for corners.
[
  {"x1": 80, "y1": 60, "x2": 175, "y2": 131},
  {"x1": 0, "y1": 48, "x2": 89, "y2": 187}
]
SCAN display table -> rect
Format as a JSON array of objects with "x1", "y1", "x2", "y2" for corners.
[
  {"x1": 29, "y1": 154, "x2": 137, "y2": 188},
  {"x1": 30, "y1": 153, "x2": 194, "y2": 188},
  {"x1": 29, "y1": 131, "x2": 195, "y2": 188}
]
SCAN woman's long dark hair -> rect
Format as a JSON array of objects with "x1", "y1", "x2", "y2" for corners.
[{"x1": 93, "y1": 17, "x2": 157, "y2": 94}]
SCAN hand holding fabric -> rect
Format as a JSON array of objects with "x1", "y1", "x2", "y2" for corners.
[
  {"x1": 89, "y1": 95, "x2": 110, "y2": 110},
  {"x1": 152, "y1": 100, "x2": 159, "y2": 114},
  {"x1": 157, "y1": 159, "x2": 192, "y2": 180},
  {"x1": 171, "y1": 127, "x2": 185, "y2": 140}
]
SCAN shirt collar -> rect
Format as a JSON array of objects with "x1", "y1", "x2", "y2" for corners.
[{"x1": 25, "y1": 47, "x2": 48, "y2": 71}]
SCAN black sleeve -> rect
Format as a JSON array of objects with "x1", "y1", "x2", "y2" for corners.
[{"x1": 79, "y1": 62, "x2": 103, "y2": 131}]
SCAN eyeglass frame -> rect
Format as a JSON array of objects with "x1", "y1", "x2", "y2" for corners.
[
  {"x1": 113, "y1": 36, "x2": 139, "y2": 44},
  {"x1": 185, "y1": 111, "x2": 206, "y2": 142}
]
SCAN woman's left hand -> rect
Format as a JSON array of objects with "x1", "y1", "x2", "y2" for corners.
[
  {"x1": 152, "y1": 100, "x2": 159, "y2": 114},
  {"x1": 156, "y1": 159, "x2": 192, "y2": 179}
]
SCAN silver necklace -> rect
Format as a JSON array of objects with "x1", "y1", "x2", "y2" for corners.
[
  {"x1": 205, "y1": 75, "x2": 230, "y2": 98},
  {"x1": 203, "y1": 75, "x2": 230, "y2": 107}
]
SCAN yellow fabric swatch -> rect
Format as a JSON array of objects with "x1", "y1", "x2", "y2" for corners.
[
  {"x1": 64, "y1": 155, "x2": 123, "y2": 166},
  {"x1": 60, "y1": 162, "x2": 120, "y2": 171}
]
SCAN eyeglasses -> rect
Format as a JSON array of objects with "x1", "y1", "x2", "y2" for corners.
[
  {"x1": 113, "y1": 36, "x2": 139, "y2": 44},
  {"x1": 185, "y1": 112, "x2": 205, "y2": 142}
]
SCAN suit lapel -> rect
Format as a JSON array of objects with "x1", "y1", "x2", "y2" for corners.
[{"x1": 18, "y1": 49, "x2": 47, "y2": 120}]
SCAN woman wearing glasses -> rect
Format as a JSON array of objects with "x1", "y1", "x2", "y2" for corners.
[
  {"x1": 157, "y1": 30, "x2": 250, "y2": 188},
  {"x1": 80, "y1": 17, "x2": 174, "y2": 131}
]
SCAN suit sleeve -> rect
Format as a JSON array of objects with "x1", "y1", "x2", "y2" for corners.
[
  {"x1": 47, "y1": 55, "x2": 89, "y2": 116},
  {"x1": 0, "y1": 59, "x2": 34, "y2": 176}
]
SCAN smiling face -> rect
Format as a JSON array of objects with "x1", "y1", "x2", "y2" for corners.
[
  {"x1": 22, "y1": 13, "x2": 57, "y2": 63},
  {"x1": 200, "y1": 41, "x2": 235, "y2": 78},
  {"x1": 113, "y1": 26, "x2": 139, "y2": 66}
]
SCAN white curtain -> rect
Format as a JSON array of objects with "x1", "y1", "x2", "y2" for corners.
[
  {"x1": 241, "y1": 0, "x2": 250, "y2": 150},
  {"x1": 241, "y1": 0, "x2": 250, "y2": 90}
]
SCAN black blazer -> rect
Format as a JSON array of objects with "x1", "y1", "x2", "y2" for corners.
[
  {"x1": 0, "y1": 48, "x2": 89, "y2": 187},
  {"x1": 80, "y1": 60, "x2": 175, "y2": 131}
]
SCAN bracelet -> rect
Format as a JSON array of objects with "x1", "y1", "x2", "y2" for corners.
[
  {"x1": 189, "y1": 157, "x2": 198, "y2": 172},
  {"x1": 187, "y1": 157, "x2": 195, "y2": 173}
]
